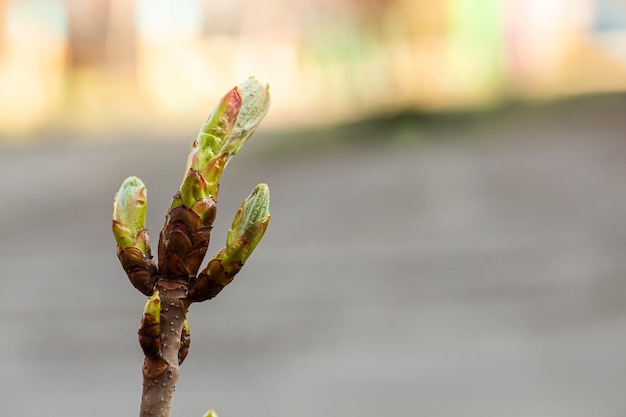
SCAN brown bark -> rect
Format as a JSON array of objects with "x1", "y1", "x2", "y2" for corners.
[
  {"x1": 134, "y1": 259, "x2": 240, "y2": 416},
  {"x1": 120, "y1": 181, "x2": 246, "y2": 416},
  {"x1": 139, "y1": 280, "x2": 190, "y2": 417}
]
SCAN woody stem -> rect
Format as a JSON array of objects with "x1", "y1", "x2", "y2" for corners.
[{"x1": 139, "y1": 281, "x2": 189, "y2": 417}]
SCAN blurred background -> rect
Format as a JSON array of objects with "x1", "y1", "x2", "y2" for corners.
[
  {"x1": 1, "y1": 0, "x2": 626, "y2": 416},
  {"x1": 0, "y1": 0, "x2": 625, "y2": 135}
]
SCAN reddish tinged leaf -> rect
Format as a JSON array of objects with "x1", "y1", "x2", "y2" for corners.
[
  {"x1": 220, "y1": 78, "x2": 270, "y2": 157},
  {"x1": 187, "y1": 87, "x2": 243, "y2": 172}
]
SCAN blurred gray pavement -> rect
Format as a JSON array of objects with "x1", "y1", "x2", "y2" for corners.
[{"x1": 1, "y1": 95, "x2": 626, "y2": 416}]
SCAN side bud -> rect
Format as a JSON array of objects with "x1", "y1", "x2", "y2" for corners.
[
  {"x1": 138, "y1": 291, "x2": 161, "y2": 359},
  {"x1": 113, "y1": 176, "x2": 149, "y2": 254},
  {"x1": 113, "y1": 177, "x2": 157, "y2": 295},
  {"x1": 181, "y1": 77, "x2": 270, "y2": 203},
  {"x1": 218, "y1": 183, "x2": 270, "y2": 273},
  {"x1": 188, "y1": 184, "x2": 269, "y2": 303}
]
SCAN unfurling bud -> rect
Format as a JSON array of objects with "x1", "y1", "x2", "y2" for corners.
[
  {"x1": 203, "y1": 410, "x2": 219, "y2": 417},
  {"x1": 113, "y1": 176, "x2": 149, "y2": 254},
  {"x1": 113, "y1": 176, "x2": 157, "y2": 294},
  {"x1": 187, "y1": 87, "x2": 242, "y2": 173},
  {"x1": 217, "y1": 183, "x2": 270, "y2": 274},
  {"x1": 138, "y1": 291, "x2": 161, "y2": 359},
  {"x1": 181, "y1": 77, "x2": 270, "y2": 203},
  {"x1": 188, "y1": 184, "x2": 269, "y2": 301},
  {"x1": 159, "y1": 79, "x2": 270, "y2": 281},
  {"x1": 220, "y1": 77, "x2": 271, "y2": 158}
]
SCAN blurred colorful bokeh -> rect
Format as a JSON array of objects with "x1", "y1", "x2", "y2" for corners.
[{"x1": 1, "y1": 0, "x2": 625, "y2": 137}]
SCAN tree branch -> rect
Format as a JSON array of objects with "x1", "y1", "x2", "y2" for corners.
[
  {"x1": 112, "y1": 78, "x2": 271, "y2": 417},
  {"x1": 139, "y1": 281, "x2": 189, "y2": 417}
]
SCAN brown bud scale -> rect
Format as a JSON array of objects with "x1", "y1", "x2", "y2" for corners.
[
  {"x1": 117, "y1": 247, "x2": 158, "y2": 295},
  {"x1": 138, "y1": 313, "x2": 161, "y2": 359},
  {"x1": 187, "y1": 259, "x2": 241, "y2": 302}
]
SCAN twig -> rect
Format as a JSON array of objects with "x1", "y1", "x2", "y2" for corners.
[{"x1": 112, "y1": 78, "x2": 271, "y2": 417}]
